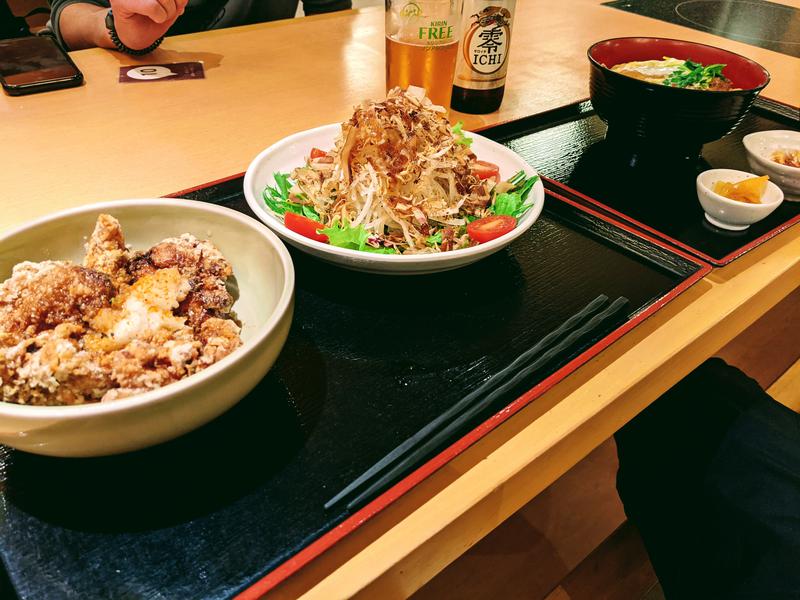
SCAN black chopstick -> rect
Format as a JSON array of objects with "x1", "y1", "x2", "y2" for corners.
[
  {"x1": 341, "y1": 296, "x2": 629, "y2": 511},
  {"x1": 324, "y1": 294, "x2": 614, "y2": 511}
]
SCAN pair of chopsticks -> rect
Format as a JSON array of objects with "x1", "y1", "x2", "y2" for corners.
[{"x1": 324, "y1": 294, "x2": 630, "y2": 512}]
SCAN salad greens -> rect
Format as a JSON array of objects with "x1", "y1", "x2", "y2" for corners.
[
  {"x1": 663, "y1": 60, "x2": 727, "y2": 89},
  {"x1": 451, "y1": 121, "x2": 473, "y2": 147},
  {"x1": 263, "y1": 172, "x2": 321, "y2": 221},
  {"x1": 425, "y1": 232, "x2": 442, "y2": 246},
  {"x1": 318, "y1": 220, "x2": 398, "y2": 254},
  {"x1": 489, "y1": 171, "x2": 540, "y2": 220},
  {"x1": 264, "y1": 168, "x2": 538, "y2": 254}
]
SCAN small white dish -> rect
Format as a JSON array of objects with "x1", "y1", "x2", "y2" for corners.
[
  {"x1": 243, "y1": 124, "x2": 545, "y2": 275},
  {"x1": 696, "y1": 168, "x2": 784, "y2": 231},
  {"x1": 0, "y1": 200, "x2": 295, "y2": 457},
  {"x1": 742, "y1": 130, "x2": 800, "y2": 201}
]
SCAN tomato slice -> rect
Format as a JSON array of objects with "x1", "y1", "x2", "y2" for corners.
[
  {"x1": 471, "y1": 160, "x2": 500, "y2": 180},
  {"x1": 285, "y1": 211, "x2": 328, "y2": 243},
  {"x1": 466, "y1": 215, "x2": 516, "y2": 244},
  {"x1": 310, "y1": 147, "x2": 327, "y2": 159}
]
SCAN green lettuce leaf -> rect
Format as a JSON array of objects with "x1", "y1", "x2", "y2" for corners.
[
  {"x1": 452, "y1": 121, "x2": 473, "y2": 147},
  {"x1": 491, "y1": 174, "x2": 539, "y2": 219},
  {"x1": 426, "y1": 232, "x2": 442, "y2": 245},
  {"x1": 507, "y1": 170, "x2": 527, "y2": 186},
  {"x1": 318, "y1": 221, "x2": 369, "y2": 249},
  {"x1": 318, "y1": 221, "x2": 397, "y2": 253},
  {"x1": 263, "y1": 172, "x2": 320, "y2": 221},
  {"x1": 301, "y1": 204, "x2": 320, "y2": 221},
  {"x1": 274, "y1": 172, "x2": 292, "y2": 198}
]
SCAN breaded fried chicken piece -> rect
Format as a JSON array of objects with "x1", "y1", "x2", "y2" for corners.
[
  {"x1": 83, "y1": 213, "x2": 131, "y2": 288},
  {"x1": 0, "y1": 217, "x2": 242, "y2": 406},
  {"x1": 0, "y1": 323, "x2": 110, "y2": 406},
  {"x1": 198, "y1": 317, "x2": 242, "y2": 365},
  {"x1": 0, "y1": 261, "x2": 114, "y2": 341},
  {"x1": 128, "y1": 234, "x2": 235, "y2": 330}
]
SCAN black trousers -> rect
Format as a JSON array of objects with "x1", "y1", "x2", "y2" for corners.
[{"x1": 615, "y1": 358, "x2": 800, "y2": 600}]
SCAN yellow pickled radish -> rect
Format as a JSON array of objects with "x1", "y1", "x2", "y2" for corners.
[{"x1": 712, "y1": 175, "x2": 769, "y2": 204}]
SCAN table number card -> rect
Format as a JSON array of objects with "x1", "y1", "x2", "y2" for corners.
[{"x1": 119, "y1": 62, "x2": 205, "y2": 83}]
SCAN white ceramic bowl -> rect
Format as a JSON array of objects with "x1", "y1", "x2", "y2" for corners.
[
  {"x1": 696, "y1": 169, "x2": 784, "y2": 231},
  {"x1": 742, "y1": 130, "x2": 800, "y2": 201},
  {"x1": 243, "y1": 124, "x2": 545, "y2": 275},
  {"x1": 0, "y1": 199, "x2": 295, "y2": 457}
]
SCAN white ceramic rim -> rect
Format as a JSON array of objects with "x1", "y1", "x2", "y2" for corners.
[
  {"x1": 742, "y1": 131, "x2": 800, "y2": 178},
  {"x1": 697, "y1": 168, "x2": 784, "y2": 208},
  {"x1": 0, "y1": 198, "x2": 295, "y2": 419},
  {"x1": 243, "y1": 123, "x2": 545, "y2": 265}
]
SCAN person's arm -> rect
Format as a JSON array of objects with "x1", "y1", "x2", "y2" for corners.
[
  {"x1": 52, "y1": 0, "x2": 188, "y2": 51},
  {"x1": 49, "y1": 0, "x2": 108, "y2": 49},
  {"x1": 55, "y1": 2, "x2": 112, "y2": 50},
  {"x1": 300, "y1": 0, "x2": 351, "y2": 16}
]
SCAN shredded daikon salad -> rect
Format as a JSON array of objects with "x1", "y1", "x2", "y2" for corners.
[{"x1": 262, "y1": 87, "x2": 538, "y2": 254}]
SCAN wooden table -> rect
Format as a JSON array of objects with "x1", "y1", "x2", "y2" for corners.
[{"x1": 2, "y1": 1, "x2": 799, "y2": 598}]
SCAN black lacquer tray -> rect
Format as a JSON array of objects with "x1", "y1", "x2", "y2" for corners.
[
  {"x1": 0, "y1": 169, "x2": 709, "y2": 599},
  {"x1": 484, "y1": 97, "x2": 800, "y2": 266}
]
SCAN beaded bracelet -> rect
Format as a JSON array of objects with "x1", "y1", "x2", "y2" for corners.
[{"x1": 105, "y1": 9, "x2": 164, "y2": 56}]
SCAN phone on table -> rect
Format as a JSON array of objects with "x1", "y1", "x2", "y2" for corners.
[{"x1": 0, "y1": 36, "x2": 83, "y2": 96}]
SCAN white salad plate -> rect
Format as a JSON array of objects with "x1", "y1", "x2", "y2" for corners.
[{"x1": 243, "y1": 123, "x2": 545, "y2": 275}]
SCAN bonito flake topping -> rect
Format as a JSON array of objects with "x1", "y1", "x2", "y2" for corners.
[{"x1": 288, "y1": 87, "x2": 495, "y2": 253}]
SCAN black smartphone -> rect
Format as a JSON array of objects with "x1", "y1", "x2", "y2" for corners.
[{"x1": 0, "y1": 36, "x2": 83, "y2": 96}]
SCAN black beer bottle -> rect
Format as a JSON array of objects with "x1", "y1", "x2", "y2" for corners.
[{"x1": 451, "y1": 0, "x2": 516, "y2": 114}]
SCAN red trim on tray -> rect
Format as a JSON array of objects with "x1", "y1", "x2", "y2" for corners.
[
  {"x1": 543, "y1": 177, "x2": 800, "y2": 267},
  {"x1": 233, "y1": 190, "x2": 712, "y2": 600},
  {"x1": 164, "y1": 172, "x2": 247, "y2": 198}
]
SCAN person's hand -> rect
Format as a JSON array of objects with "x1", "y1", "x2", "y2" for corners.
[{"x1": 109, "y1": 0, "x2": 189, "y2": 50}]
